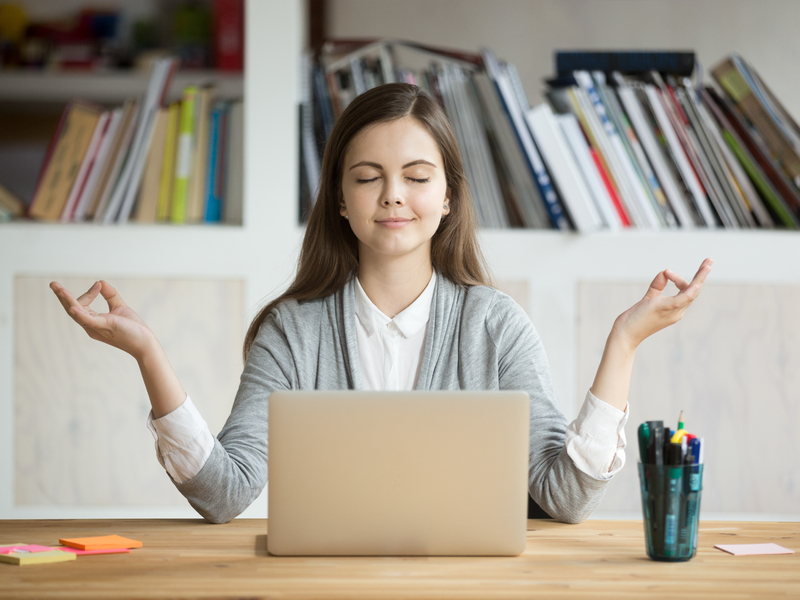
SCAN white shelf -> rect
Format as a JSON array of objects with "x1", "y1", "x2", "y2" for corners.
[{"x1": 0, "y1": 70, "x2": 244, "y2": 104}]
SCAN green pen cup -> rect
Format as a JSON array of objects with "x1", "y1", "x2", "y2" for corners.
[{"x1": 637, "y1": 462, "x2": 704, "y2": 561}]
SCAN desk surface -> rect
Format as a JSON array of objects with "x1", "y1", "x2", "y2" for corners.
[{"x1": 0, "y1": 519, "x2": 798, "y2": 599}]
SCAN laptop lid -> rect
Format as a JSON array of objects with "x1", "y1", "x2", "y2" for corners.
[{"x1": 267, "y1": 390, "x2": 530, "y2": 556}]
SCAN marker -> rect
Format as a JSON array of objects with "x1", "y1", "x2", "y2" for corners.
[
  {"x1": 638, "y1": 422, "x2": 651, "y2": 464},
  {"x1": 664, "y1": 446, "x2": 683, "y2": 557}
]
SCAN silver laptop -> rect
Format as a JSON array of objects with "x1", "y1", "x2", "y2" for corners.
[{"x1": 267, "y1": 390, "x2": 530, "y2": 556}]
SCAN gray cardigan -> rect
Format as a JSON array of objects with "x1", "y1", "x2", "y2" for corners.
[{"x1": 174, "y1": 275, "x2": 608, "y2": 524}]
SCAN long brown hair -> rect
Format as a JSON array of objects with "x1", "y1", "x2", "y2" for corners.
[{"x1": 243, "y1": 82, "x2": 491, "y2": 360}]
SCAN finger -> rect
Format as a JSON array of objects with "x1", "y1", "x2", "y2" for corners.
[
  {"x1": 688, "y1": 258, "x2": 713, "y2": 288},
  {"x1": 67, "y1": 304, "x2": 107, "y2": 331},
  {"x1": 644, "y1": 270, "x2": 669, "y2": 300},
  {"x1": 50, "y1": 282, "x2": 82, "y2": 314},
  {"x1": 75, "y1": 281, "x2": 102, "y2": 308},
  {"x1": 663, "y1": 269, "x2": 690, "y2": 291},
  {"x1": 98, "y1": 280, "x2": 126, "y2": 311},
  {"x1": 677, "y1": 258, "x2": 714, "y2": 299}
]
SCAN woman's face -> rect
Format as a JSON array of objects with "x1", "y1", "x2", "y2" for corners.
[{"x1": 340, "y1": 116, "x2": 450, "y2": 268}]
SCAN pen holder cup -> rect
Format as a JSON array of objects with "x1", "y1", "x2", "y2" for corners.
[{"x1": 637, "y1": 462, "x2": 704, "y2": 562}]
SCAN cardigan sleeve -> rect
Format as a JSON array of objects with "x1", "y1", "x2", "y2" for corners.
[
  {"x1": 170, "y1": 307, "x2": 297, "y2": 523},
  {"x1": 488, "y1": 292, "x2": 610, "y2": 524}
]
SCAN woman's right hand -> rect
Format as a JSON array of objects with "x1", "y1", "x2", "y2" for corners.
[{"x1": 50, "y1": 280, "x2": 156, "y2": 362}]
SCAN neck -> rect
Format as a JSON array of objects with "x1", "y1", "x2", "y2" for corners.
[{"x1": 357, "y1": 251, "x2": 433, "y2": 318}]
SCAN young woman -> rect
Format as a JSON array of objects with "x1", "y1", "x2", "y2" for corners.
[{"x1": 51, "y1": 83, "x2": 712, "y2": 524}]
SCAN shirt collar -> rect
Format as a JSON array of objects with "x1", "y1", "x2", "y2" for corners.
[{"x1": 354, "y1": 271, "x2": 436, "y2": 338}]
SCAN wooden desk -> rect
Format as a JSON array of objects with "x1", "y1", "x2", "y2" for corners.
[{"x1": 0, "y1": 519, "x2": 797, "y2": 599}]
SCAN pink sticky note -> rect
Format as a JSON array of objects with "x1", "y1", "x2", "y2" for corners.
[
  {"x1": 715, "y1": 543, "x2": 795, "y2": 556},
  {"x1": 57, "y1": 546, "x2": 130, "y2": 556},
  {"x1": 0, "y1": 544, "x2": 55, "y2": 554}
]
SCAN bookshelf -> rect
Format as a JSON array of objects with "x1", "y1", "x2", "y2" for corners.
[
  {"x1": 0, "y1": 70, "x2": 243, "y2": 104},
  {"x1": 2, "y1": 0, "x2": 799, "y2": 521}
]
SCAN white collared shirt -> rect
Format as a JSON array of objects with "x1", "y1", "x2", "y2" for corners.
[
  {"x1": 353, "y1": 272, "x2": 435, "y2": 391},
  {"x1": 148, "y1": 273, "x2": 628, "y2": 484}
]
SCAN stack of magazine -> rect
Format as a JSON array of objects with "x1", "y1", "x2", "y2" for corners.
[
  {"x1": 300, "y1": 41, "x2": 800, "y2": 232},
  {"x1": 23, "y1": 57, "x2": 244, "y2": 226}
]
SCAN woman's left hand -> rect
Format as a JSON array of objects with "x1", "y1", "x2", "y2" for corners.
[{"x1": 612, "y1": 258, "x2": 713, "y2": 350}]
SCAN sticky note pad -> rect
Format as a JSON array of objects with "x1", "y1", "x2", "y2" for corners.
[
  {"x1": 0, "y1": 549, "x2": 76, "y2": 566},
  {"x1": 714, "y1": 543, "x2": 795, "y2": 556},
  {"x1": 57, "y1": 546, "x2": 131, "y2": 556},
  {"x1": 0, "y1": 544, "x2": 55, "y2": 554},
  {"x1": 58, "y1": 535, "x2": 143, "y2": 550}
]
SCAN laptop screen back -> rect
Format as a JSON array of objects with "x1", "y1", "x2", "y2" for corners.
[{"x1": 267, "y1": 390, "x2": 530, "y2": 556}]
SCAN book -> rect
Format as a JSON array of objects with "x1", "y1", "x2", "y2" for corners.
[
  {"x1": 91, "y1": 100, "x2": 140, "y2": 222},
  {"x1": 592, "y1": 71, "x2": 674, "y2": 228},
  {"x1": 696, "y1": 88, "x2": 774, "y2": 228},
  {"x1": 171, "y1": 85, "x2": 199, "y2": 224},
  {"x1": 482, "y1": 47, "x2": 569, "y2": 230},
  {"x1": 0, "y1": 181, "x2": 26, "y2": 217},
  {"x1": 187, "y1": 86, "x2": 215, "y2": 223},
  {"x1": 706, "y1": 86, "x2": 800, "y2": 221},
  {"x1": 556, "y1": 112, "x2": 622, "y2": 231},
  {"x1": 712, "y1": 56, "x2": 800, "y2": 187},
  {"x1": 59, "y1": 110, "x2": 112, "y2": 223},
  {"x1": 72, "y1": 107, "x2": 123, "y2": 221},
  {"x1": 613, "y1": 74, "x2": 695, "y2": 228},
  {"x1": 642, "y1": 82, "x2": 717, "y2": 227},
  {"x1": 157, "y1": 101, "x2": 181, "y2": 221},
  {"x1": 556, "y1": 51, "x2": 695, "y2": 76},
  {"x1": 112, "y1": 56, "x2": 178, "y2": 224},
  {"x1": 526, "y1": 103, "x2": 604, "y2": 233},
  {"x1": 204, "y1": 101, "x2": 228, "y2": 222},
  {"x1": 28, "y1": 102, "x2": 103, "y2": 221},
  {"x1": 223, "y1": 99, "x2": 244, "y2": 225},
  {"x1": 472, "y1": 71, "x2": 549, "y2": 228},
  {"x1": 134, "y1": 106, "x2": 170, "y2": 223},
  {"x1": 213, "y1": 0, "x2": 244, "y2": 71},
  {"x1": 703, "y1": 87, "x2": 797, "y2": 228}
]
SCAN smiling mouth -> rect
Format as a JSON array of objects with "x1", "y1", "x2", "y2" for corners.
[{"x1": 376, "y1": 218, "x2": 413, "y2": 228}]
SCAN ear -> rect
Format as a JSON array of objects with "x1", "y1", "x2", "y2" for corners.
[
  {"x1": 339, "y1": 204, "x2": 349, "y2": 220},
  {"x1": 442, "y1": 193, "x2": 451, "y2": 216}
]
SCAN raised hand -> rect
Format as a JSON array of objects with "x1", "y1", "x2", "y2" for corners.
[
  {"x1": 589, "y1": 258, "x2": 713, "y2": 412},
  {"x1": 612, "y1": 258, "x2": 713, "y2": 350},
  {"x1": 50, "y1": 280, "x2": 156, "y2": 361}
]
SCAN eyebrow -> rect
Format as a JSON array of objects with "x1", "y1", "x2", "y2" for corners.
[{"x1": 348, "y1": 159, "x2": 438, "y2": 170}]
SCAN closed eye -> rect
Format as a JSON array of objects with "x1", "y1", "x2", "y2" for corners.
[
  {"x1": 407, "y1": 178, "x2": 430, "y2": 183},
  {"x1": 356, "y1": 177, "x2": 379, "y2": 184}
]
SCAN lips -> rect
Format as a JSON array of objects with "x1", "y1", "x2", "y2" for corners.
[{"x1": 376, "y1": 217, "x2": 413, "y2": 228}]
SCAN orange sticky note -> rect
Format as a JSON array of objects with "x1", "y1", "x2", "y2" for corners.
[{"x1": 58, "y1": 535, "x2": 143, "y2": 550}]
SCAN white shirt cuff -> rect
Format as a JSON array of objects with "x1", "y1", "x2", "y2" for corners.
[
  {"x1": 146, "y1": 393, "x2": 215, "y2": 484},
  {"x1": 565, "y1": 390, "x2": 629, "y2": 481}
]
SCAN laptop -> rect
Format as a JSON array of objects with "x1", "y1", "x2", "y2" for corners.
[{"x1": 267, "y1": 390, "x2": 530, "y2": 556}]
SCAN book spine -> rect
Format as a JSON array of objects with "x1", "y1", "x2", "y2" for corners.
[
  {"x1": 204, "y1": 104, "x2": 223, "y2": 222},
  {"x1": 171, "y1": 86, "x2": 198, "y2": 224},
  {"x1": 556, "y1": 51, "x2": 695, "y2": 76}
]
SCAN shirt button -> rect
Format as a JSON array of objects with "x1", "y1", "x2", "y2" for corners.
[{"x1": 387, "y1": 322, "x2": 398, "y2": 332}]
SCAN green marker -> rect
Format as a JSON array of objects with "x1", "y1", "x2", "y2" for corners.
[{"x1": 638, "y1": 422, "x2": 651, "y2": 465}]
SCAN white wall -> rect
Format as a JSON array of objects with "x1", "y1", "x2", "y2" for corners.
[{"x1": 328, "y1": 0, "x2": 800, "y2": 123}]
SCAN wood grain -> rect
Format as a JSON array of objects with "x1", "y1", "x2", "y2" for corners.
[
  {"x1": 14, "y1": 276, "x2": 244, "y2": 507},
  {"x1": 0, "y1": 519, "x2": 797, "y2": 599}
]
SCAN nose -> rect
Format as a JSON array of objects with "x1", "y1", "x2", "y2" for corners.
[{"x1": 380, "y1": 179, "x2": 404, "y2": 207}]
